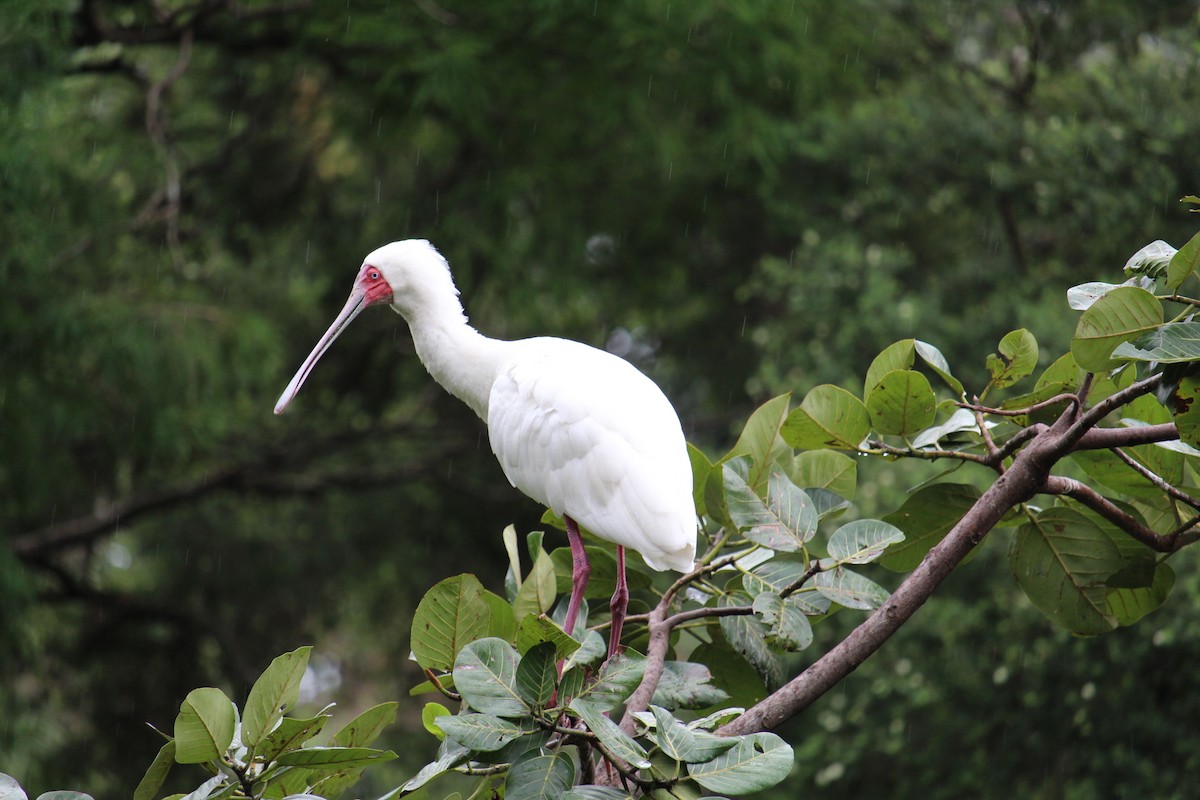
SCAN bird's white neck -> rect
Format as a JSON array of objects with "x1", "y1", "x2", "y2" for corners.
[{"x1": 396, "y1": 295, "x2": 505, "y2": 420}]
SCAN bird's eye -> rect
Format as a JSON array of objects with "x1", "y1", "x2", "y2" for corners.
[{"x1": 369, "y1": 270, "x2": 380, "y2": 280}]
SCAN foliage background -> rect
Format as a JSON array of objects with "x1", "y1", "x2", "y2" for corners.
[{"x1": 3, "y1": 1, "x2": 1200, "y2": 797}]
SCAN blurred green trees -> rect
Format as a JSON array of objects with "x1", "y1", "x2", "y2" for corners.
[{"x1": 3, "y1": 1, "x2": 1200, "y2": 797}]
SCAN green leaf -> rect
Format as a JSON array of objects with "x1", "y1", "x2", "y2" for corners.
[
  {"x1": 649, "y1": 705, "x2": 739, "y2": 764},
  {"x1": 751, "y1": 592, "x2": 814, "y2": 651},
  {"x1": 792, "y1": 449, "x2": 856, "y2": 502},
  {"x1": 725, "y1": 463, "x2": 817, "y2": 552},
  {"x1": 686, "y1": 732, "x2": 794, "y2": 794},
  {"x1": 1107, "y1": 562, "x2": 1175, "y2": 626},
  {"x1": 514, "y1": 614, "x2": 581, "y2": 661},
  {"x1": 722, "y1": 393, "x2": 793, "y2": 492},
  {"x1": 742, "y1": 558, "x2": 831, "y2": 615},
  {"x1": 865, "y1": 369, "x2": 937, "y2": 435},
  {"x1": 436, "y1": 713, "x2": 527, "y2": 752},
  {"x1": 515, "y1": 641, "x2": 558, "y2": 709},
  {"x1": 411, "y1": 574, "x2": 492, "y2": 671},
  {"x1": 504, "y1": 524, "x2": 523, "y2": 589},
  {"x1": 332, "y1": 702, "x2": 398, "y2": 748},
  {"x1": 986, "y1": 328, "x2": 1038, "y2": 389},
  {"x1": 827, "y1": 519, "x2": 906, "y2": 565},
  {"x1": 1174, "y1": 377, "x2": 1200, "y2": 447},
  {"x1": 134, "y1": 741, "x2": 176, "y2": 800},
  {"x1": 513, "y1": 550, "x2": 558, "y2": 622},
  {"x1": 1167, "y1": 230, "x2": 1200, "y2": 290},
  {"x1": 173, "y1": 687, "x2": 236, "y2": 764},
  {"x1": 35, "y1": 793, "x2": 94, "y2": 800},
  {"x1": 650, "y1": 661, "x2": 730, "y2": 710},
  {"x1": 718, "y1": 594, "x2": 783, "y2": 689},
  {"x1": 571, "y1": 651, "x2": 646, "y2": 712},
  {"x1": 879, "y1": 484, "x2": 981, "y2": 571},
  {"x1": 1125, "y1": 239, "x2": 1177, "y2": 278},
  {"x1": 569, "y1": 699, "x2": 652, "y2": 768},
  {"x1": 241, "y1": 646, "x2": 312, "y2": 749},
  {"x1": 865, "y1": 339, "x2": 917, "y2": 393},
  {"x1": 914, "y1": 339, "x2": 965, "y2": 396},
  {"x1": 813, "y1": 567, "x2": 890, "y2": 610},
  {"x1": 1112, "y1": 321, "x2": 1200, "y2": 363},
  {"x1": 452, "y1": 638, "x2": 526, "y2": 717},
  {"x1": 422, "y1": 702, "x2": 450, "y2": 740},
  {"x1": 503, "y1": 753, "x2": 576, "y2": 800},
  {"x1": 275, "y1": 746, "x2": 397, "y2": 769},
  {"x1": 561, "y1": 630, "x2": 606, "y2": 672},
  {"x1": 1009, "y1": 508, "x2": 1123, "y2": 635},
  {"x1": 688, "y1": 443, "x2": 715, "y2": 517},
  {"x1": 257, "y1": 712, "x2": 331, "y2": 762},
  {"x1": 482, "y1": 589, "x2": 517, "y2": 643},
  {"x1": 781, "y1": 384, "x2": 871, "y2": 450},
  {"x1": 1071, "y1": 286, "x2": 1162, "y2": 373}
]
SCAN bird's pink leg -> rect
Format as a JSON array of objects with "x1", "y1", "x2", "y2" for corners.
[
  {"x1": 608, "y1": 546, "x2": 628, "y2": 659},
  {"x1": 562, "y1": 515, "x2": 590, "y2": 641}
]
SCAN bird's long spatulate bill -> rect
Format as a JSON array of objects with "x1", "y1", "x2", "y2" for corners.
[{"x1": 274, "y1": 289, "x2": 367, "y2": 415}]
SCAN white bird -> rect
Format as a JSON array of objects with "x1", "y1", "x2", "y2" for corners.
[{"x1": 275, "y1": 240, "x2": 696, "y2": 658}]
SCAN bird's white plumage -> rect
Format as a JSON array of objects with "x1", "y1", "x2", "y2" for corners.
[
  {"x1": 488, "y1": 338, "x2": 696, "y2": 572},
  {"x1": 369, "y1": 240, "x2": 697, "y2": 573}
]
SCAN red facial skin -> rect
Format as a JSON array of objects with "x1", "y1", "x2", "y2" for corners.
[{"x1": 357, "y1": 264, "x2": 394, "y2": 306}]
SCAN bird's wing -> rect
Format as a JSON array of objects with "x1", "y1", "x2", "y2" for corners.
[{"x1": 487, "y1": 338, "x2": 695, "y2": 571}]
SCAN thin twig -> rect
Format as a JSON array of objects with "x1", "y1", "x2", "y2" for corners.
[
  {"x1": 957, "y1": 393, "x2": 1080, "y2": 418},
  {"x1": 1110, "y1": 448, "x2": 1200, "y2": 511}
]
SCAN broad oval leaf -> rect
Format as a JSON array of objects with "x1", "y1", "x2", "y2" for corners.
[
  {"x1": 422, "y1": 702, "x2": 450, "y2": 740},
  {"x1": 1167, "y1": 230, "x2": 1200, "y2": 290},
  {"x1": 452, "y1": 637, "x2": 526, "y2": 717},
  {"x1": 827, "y1": 519, "x2": 906, "y2": 565},
  {"x1": 1112, "y1": 321, "x2": 1200, "y2": 364},
  {"x1": 721, "y1": 393, "x2": 793, "y2": 492},
  {"x1": 813, "y1": 567, "x2": 890, "y2": 610},
  {"x1": 726, "y1": 464, "x2": 817, "y2": 552},
  {"x1": 649, "y1": 705, "x2": 738, "y2": 764},
  {"x1": 750, "y1": 592, "x2": 814, "y2": 652},
  {"x1": 504, "y1": 752, "x2": 576, "y2": 800},
  {"x1": 1009, "y1": 507, "x2": 1123, "y2": 635},
  {"x1": 173, "y1": 687, "x2": 236, "y2": 764},
  {"x1": 0, "y1": 774, "x2": 26, "y2": 800},
  {"x1": 1071, "y1": 286, "x2": 1162, "y2": 373},
  {"x1": 515, "y1": 614, "x2": 581, "y2": 661},
  {"x1": 781, "y1": 385, "x2": 871, "y2": 450},
  {"x1": 865, "y1": 369, "x2": 937, "y2": 436},
  {"x1": 792, "y1": 449, "x2": 856, "y2": 503},
  {"x1": 1107, "y1": 562, "x2": 1175, "y2": 626},
  {"x1": 879, "y1": 483, "x2": 981, "y2": 572},
  {"x1": 571, "y1": 651, "x2": 646, "y2": 712},
  {"x1": 686, "y1": 732, "x2": 794, "y2": 794},
  {"x1": 242, "y1": 645, "x2": 312, "y2": 748},
  {"x1": 411, "y1": 574, "x2": 492, "y2": 672},
  {"x1": 1126, "y1": 239, "x2": 1176, "y2": 279},
  {"x1": 515, "y1": 641, "x2": 558, "y2": 709},
  {"x1": 435, "y1": 713, "x2": 526, "y2": 752},
  {"x1": 718, "y1": 594, "x2": 784, "y2": 690},
  {"x1": 258, "y1": 712, "x2": 331, "y2": 763},
  {"x1": 864, "y1": 339, "x2": 916, "y2": 394},
  {"x1": 514, "y1": 550, "x2": 558, "y2": 622}
]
